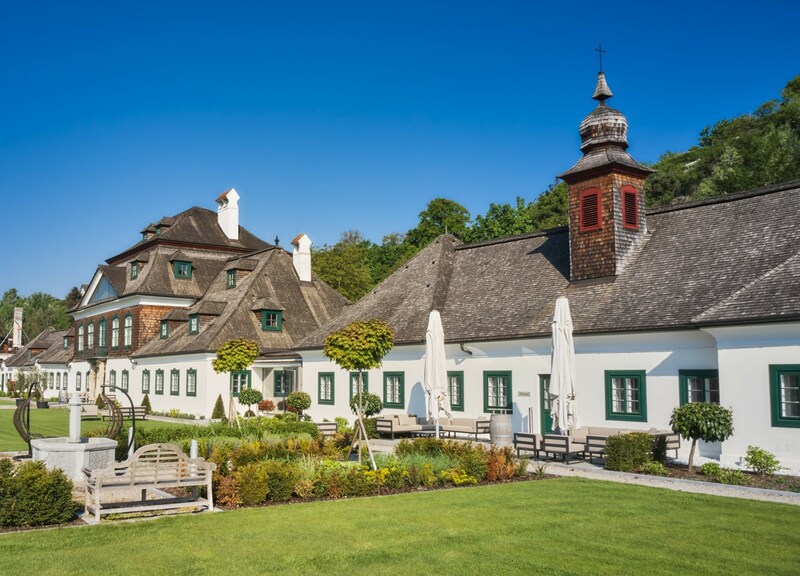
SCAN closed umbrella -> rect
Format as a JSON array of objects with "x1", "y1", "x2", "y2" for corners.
[
  {"x1": 424, "y1": 310, "x2": 451, "y2": 438},
  {"x1": 548, "y1": 296, "x2": 579, "y2": 434}
]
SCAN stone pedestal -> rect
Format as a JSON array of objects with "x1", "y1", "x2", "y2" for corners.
[{"x1": 31, "y1": 437, "x2": 117, "y2": 483}]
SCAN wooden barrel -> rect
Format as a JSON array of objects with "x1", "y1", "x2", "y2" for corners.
[{"x1": 490, "y1": 413, "x2": 513, "y2": 447}]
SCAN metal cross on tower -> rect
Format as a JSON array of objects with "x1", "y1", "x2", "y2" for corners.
[{"x1": 594, "y1": 43, "x2": 607, "y2": 72}]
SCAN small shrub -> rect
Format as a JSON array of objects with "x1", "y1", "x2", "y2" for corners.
[
  {"x1": 531, "y1": 462, "x2": 549, "y2": 479},
  {"x1": 95, "y1": 394, "x2": 106, "y2": 409},
  {"x1": 286, "y1": 392, "x2": 312, "y2": 414},
  {"x1": 744, "y1": 446, "x2": 781, "y2": 476},
  {"x1": 211, "y1": 394, "x2": 226, "y2": 420},
  {"x1": 637, "y1": 461, "x2": 669, "y2": 476},
  {"x1": 439, "y1": 468, "x2": 478, "y2": 486},
  {"x1": 263, "y1": 460, "x2": 301, "y2": 502},
  {"x1": 699, "y1": 462, "x2": 722, "y2": 477},
  {"x1": 234, "y1": 462, "x2": 271, "y2": 506},
  {"x1": 670, "y1": 403, "x2": 734, "y2": 472},
  {"x1": 718, "y1": 468, "x2": 749, "y2": 486},
  {"x1": 335, "y1": 417, "x2": 351, "y2": 434},
  {"x1": 0, "y1": 460, "x2": 76, "y2": 527},
  {"x1": 140, "y1": 393, "x2": 152, "y2": 415},
  {"x1": 258, "y1": 399, "x2": 275, "y2": 413},
  {"x1": 216, "y1": 475, "x2": 241, "y2": 508},
  {"x1": 457, "y1": 449, "x2": 489, "y2": 482},
  {"x1": 604, "y1": 433, "x2": 654, "y2": 472},
  {"x1": 486, "y1": 446, "x2": 517, "y2": 481}
]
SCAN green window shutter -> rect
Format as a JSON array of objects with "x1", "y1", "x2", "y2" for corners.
[
  {"x1": 349, "y1": 372, "x2": 369, "y2": 400},
  {"x1": 483, "y1": 371, "x2": 512, "y2": 413},
  {"x1": 383, "y1": 372, "x2": 405, "y2": 408},
  {"x1": 770, "y1": 364, "x2": 800, "y2": 428},
  {"x1": 679, "y1": 370, "x2": 720, "y2": 406},
  {"x1": 318, "y1": 372, "x2": 335, "y2": 405},
  {"x1": 447, "y1": 371, "x2": 464, "y2": 411},
  {"x1": 605, "y1": 370, "x2": 648, "y2": 422}
]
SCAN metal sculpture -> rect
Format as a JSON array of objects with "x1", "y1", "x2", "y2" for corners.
[
  {"x1": 100, "y1": 386, "x2": 123, "y2": 442},
  {"x1": 12, "y1": 382, "x2": 41, "y2": 458},
  {"x1": 102, "y1": 385, "x2": 137, "y2": 457}
]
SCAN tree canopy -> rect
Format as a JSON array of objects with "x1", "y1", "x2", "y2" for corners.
[
  {"x1": 0, "y1": 289, "x2": 74, "y2": 345},
  {"x1": 212, "y1": 338, "x2": 260, "y2": 373},
  {"x1": 323, "y1": 319, "x2": 394, "y2": 372}
]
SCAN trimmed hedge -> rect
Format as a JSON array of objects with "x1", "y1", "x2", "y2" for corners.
[
  {"x1": 604, "y1": 433, "x2": 655, "y2": 471},
  {"x1": 0, "y1": 459, "x2": 75, "y2": 527}
]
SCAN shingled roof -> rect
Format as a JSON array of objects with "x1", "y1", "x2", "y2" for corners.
[
  {"x1": 133, "y1": 248, "x2": 349, "y2": 358},
  {"x1": 108, "y1": 206, "x2": 271, "y2": 265},
  {"x1": 4, "y1": 327, "x2": 65, "y2": 367},
  {"x1": 297, "y1": 180, "x2": 800, "y2": 348}
]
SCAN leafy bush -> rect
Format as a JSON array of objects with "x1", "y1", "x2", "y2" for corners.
[
  {"x1": 286, "y1": 392, "x2": 312, "y2": 414},
  {"x1": 744, "y1": 446, "x2": 781, "y2": 475},
  {"x1": 717, "y1": 468, "x2": 749, "y2": 486},
  {"x1": 211, "y1": 394, "x2": 226, "y2": 420},
  {"x1": 637, "y1": 461, "x2": 669, "y2": 476},
  {"x1": 670, "y1": 403, "x2": 734, "y2": 472},
  {"x1": 258, "y1": 399, "x2": 275, "y2": 413},
  {"x1": 486, "y1": 446, "x2": 518, "y2": 481},
  {"x1": 0, "y1": 460, "x2": 76, "y2": 527},
  {"x1": 350, "y1": 392, "x2": 383, "y2": 417},
  {"x1": 95, "y1": 394, "x2": 106, "y2": 409},
  {"x1": 141, "y1": 393, "x2": 152, "y2": 415},
  {"x1": 699, "y1": 462, "x2": 722, "y2": 477},
  {"x1": 234, "y1": 462, "x2": 271, "y2": 506},
  {"x1": 604, "y1": 433, "x2": 654, "y2": 472},
  {"x1": 335, "y1": 417, "x2": 351, "y2": 434}
]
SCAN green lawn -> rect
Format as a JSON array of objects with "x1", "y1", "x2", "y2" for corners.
[
  {"x1": 1, "y1": 478, "x2": 798, "y2": 575},
  {"x1": 0, "y1": 408, "x2": 189, "y2": 451}
]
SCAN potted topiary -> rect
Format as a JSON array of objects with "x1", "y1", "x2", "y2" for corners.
[
  {"x1": 237, "y1": 387, "x2": 263, "y2": 418},
  {"x1": 286, "y1": 391, "x2": 312, "y2": 416}
]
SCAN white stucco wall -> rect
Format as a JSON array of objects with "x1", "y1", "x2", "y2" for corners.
[{"x1": 704, "y1": 323, "x2": 800, "y2": 471}]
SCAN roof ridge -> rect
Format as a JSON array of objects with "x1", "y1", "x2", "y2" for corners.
[
  {"x1": 692, "y1": 251, "x2": 800, "y2": 323},
  {"x1": 456, "y1": 226, "x2": 568, "y2": 250},
  {"x1": 648, "y1": 179, "x2": 800, "y2": 216}
]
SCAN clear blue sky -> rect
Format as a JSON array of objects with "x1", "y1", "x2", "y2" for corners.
[{"x1": 3, "y1": 1, "x2": 799, "y2": 298}]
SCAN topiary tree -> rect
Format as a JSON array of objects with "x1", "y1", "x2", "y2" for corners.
[
  {"x1": 286, "y1": 391, "x2": 312, "y2": 415},
  {"x1": 211, "y1": 394, "x2": 226, "y2": 420},
  {"x1": 238, "y1": 387, "x2": 263, "y2": 417},
  {"x1": 324, "y1": 319, "x2": 394, "y2": 469},
  {"x1": 141, "y1": 393, "x2": 152, "y2": 415},
  {"x1": 95, "y1": 394, "x2": 106, "y2": 410},
  {"x1": 213, "y1": 338, "x2": 260, "y2": 423},
  {"x1": 670, "y1": 403, "x2": 734, "y2": 472},
  {"x1": 349, "y1": 392, "x2": 382, "y2": 417}
]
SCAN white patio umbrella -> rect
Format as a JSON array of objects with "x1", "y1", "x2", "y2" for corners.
[
  {"x1": 424, "y1": 309, "x2": 451, "y2": 438},
  {"x1": 548, "y1": 296, "x2": 579, "y2": 434}
]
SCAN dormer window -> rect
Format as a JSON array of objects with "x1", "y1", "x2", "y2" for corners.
[
  {"x1": 160, "y1": 320, "x2": 169, "y2": 339},
  {"x1": 63, "y1": 336, "x2": 69, "y2": 349},
  {"x1": 261, "y1": 310, "x2": 283, "y2": 331},
  {"x1": 173, "y1": 261, "x2": 192, "y2": 279},
  {"x1": 226, "y1": 269, "x2": 237, "y2": 289},
  {"x1": 579, "y1": 188, "x2": 602, "y2": 232},
  {"x1": 621, "y1": 185, "x2": 639, "y2": 230},
  {"x1": 131, "y1": 261, "x2": 139, "y2": 280},
  {"x1": 188, "y1": 314, "x2": 200, "y2": 335}
]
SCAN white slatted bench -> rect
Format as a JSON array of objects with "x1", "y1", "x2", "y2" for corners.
[{"x1": 84, "y1": 443, "x2": 216, "y2": 522}]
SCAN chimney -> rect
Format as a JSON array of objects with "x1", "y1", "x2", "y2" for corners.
[
  {"x1": 12, "y1": 307, "x2": 22, "y2": 349},
  {"x1": 291, "y1": 234, "x2": 312, "y2": 283},
  {"x1": 216, "y1": 188, "x2": 240, "y2": 240}
]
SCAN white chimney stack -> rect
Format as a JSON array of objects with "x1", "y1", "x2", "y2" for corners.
[
  {"x1": 12, "y1": 307, "x2": 22, "y2": 349},
  {"x1": 216, "y1": 188, "x2": 240, "y2": 240},
  {"x1": 291, "y1": 234, "x2": 312, "y2": 283}
]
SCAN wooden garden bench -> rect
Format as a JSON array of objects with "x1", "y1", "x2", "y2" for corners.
[
  {"x1": 84, "y1": 443, "x2": 216, "y2": 522},
  {"x1": 102, "y1": 406, "x2": 147, "y2": 420},
  {"x1": 315, "y1": 422, "x2": 337, "y2": 437}
]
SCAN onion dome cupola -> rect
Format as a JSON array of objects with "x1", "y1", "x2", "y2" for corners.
[{"x1": 558, "y1": 70, "x2": 654, "y2": 282}]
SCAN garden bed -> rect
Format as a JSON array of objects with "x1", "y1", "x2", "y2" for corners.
[{"x1": 662, "y1": 463, "x2": 800, "y2": 492}]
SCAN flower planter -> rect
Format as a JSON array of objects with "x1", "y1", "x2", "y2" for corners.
[{"x1": 36, "y1": 401, "x2": 50, "y2": 409}]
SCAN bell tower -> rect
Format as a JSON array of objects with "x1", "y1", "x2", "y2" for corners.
[{"x1": 558, "y1": 71, "x2": 653, "y2": 281}]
